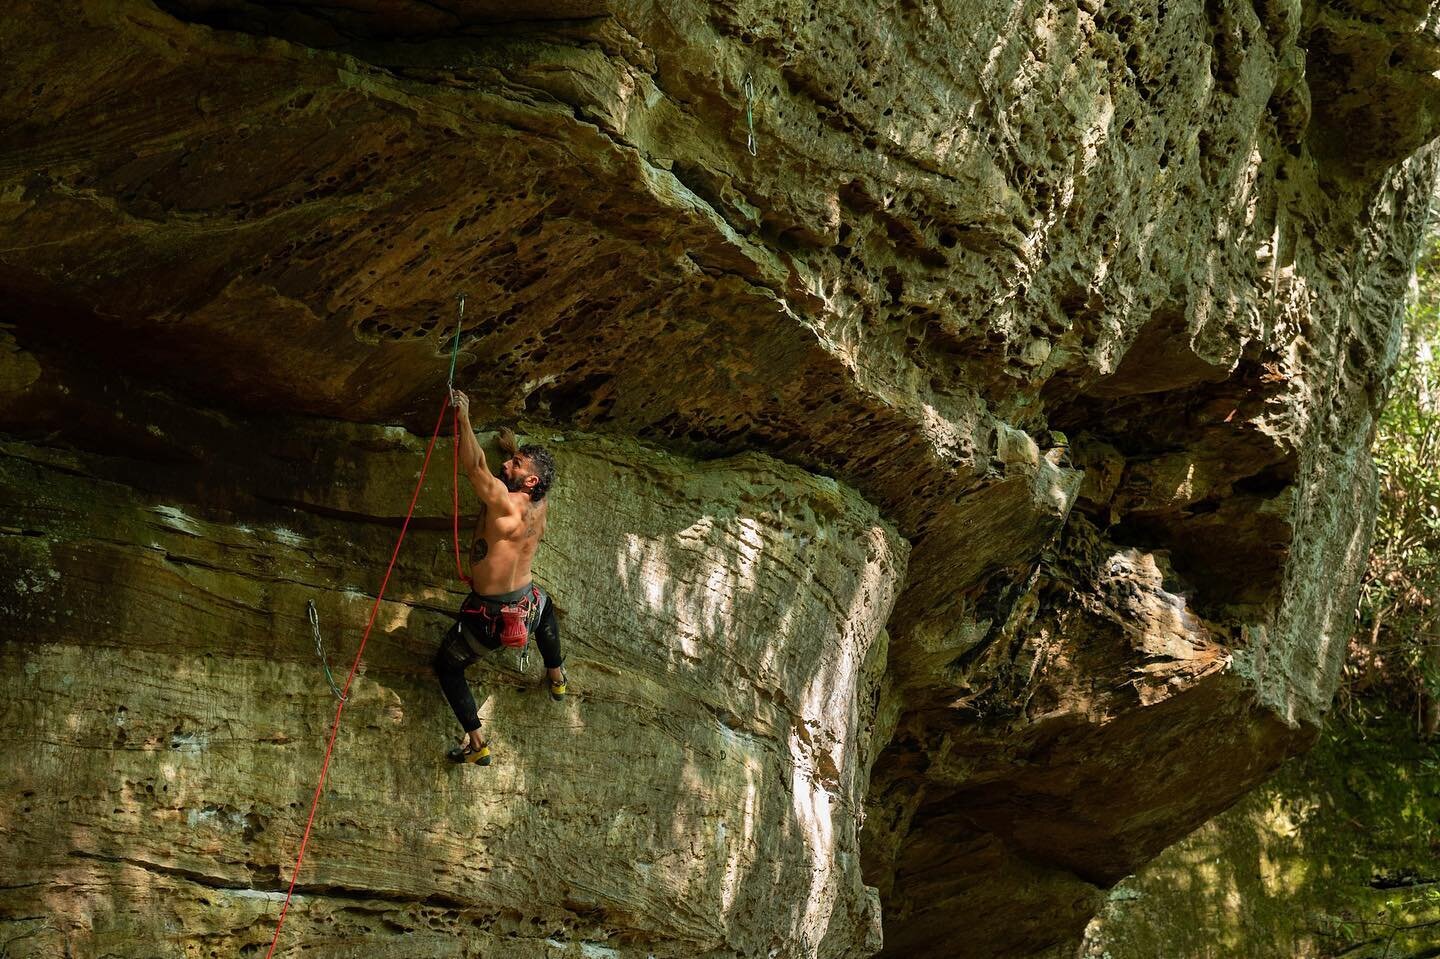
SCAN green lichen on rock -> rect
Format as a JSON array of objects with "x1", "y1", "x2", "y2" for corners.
[{"x1": 1077, "y1": 715, "x2": 1440, "y2": 958}]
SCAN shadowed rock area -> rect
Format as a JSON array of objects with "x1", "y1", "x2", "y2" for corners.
[{"x1": 1, "y1": 0, "x2": 1439, "y2": 956}]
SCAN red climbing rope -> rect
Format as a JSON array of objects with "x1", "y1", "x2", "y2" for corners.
[
  {"x1": 264, "y1": 394, "x2": 452, "y2": 958},
  {"x1": 451, "y1": 406, "x2": 470, "y2": 585}
]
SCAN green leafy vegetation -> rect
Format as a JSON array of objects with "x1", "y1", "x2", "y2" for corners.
[
  {"x1": 1078, "y1": 714, "x2": 1440, "y2": 958},
  {"x1": 1349, "y1": 233, "x2": 1440, "y2": 737}
]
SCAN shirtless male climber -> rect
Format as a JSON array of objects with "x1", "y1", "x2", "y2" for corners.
[{"x1": 433, "y1": 389, "x2": 564, "y2": 766}]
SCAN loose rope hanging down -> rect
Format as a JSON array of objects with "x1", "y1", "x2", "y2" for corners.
[
  {"x1": 265, "y1": 395, "x2": 451, "y2": 958},
  {"x1": 307, "y1": 296, "x2": 471, "y2": 699},
  {"x1": 268, "y1": 296, "x2": 477, "y2": 954}
]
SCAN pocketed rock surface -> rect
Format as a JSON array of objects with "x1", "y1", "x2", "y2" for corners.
[
  {"x1": 1, "y1": 1, "x2": 1438, "y2": 956},
  {"x1": 0, "y1": 416, "x2": 904, "y2": 958}
]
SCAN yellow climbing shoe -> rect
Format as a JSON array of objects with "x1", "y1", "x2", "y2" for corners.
[
  {"x1": 447, "y1": 739, "x2": 491, "y2": 766},
  {"x1": 549, "y1": 670, "x2": 568, "y2": 702}
]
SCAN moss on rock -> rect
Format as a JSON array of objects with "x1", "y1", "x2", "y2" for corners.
[{"x1": 1078, "y1": 713, "x2": 1440, "y2": 958}]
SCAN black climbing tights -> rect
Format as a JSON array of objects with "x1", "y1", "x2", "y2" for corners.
[{"x1": 432, "y1": 597, "x2": 562, "y2": 733}]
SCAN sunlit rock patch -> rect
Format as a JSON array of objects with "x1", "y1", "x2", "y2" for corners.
[{"x1": 2, "y1": 0, "x2": 1440, "y2": 955}]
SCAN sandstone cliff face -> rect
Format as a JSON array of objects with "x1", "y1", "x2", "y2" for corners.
[
  {"x1": 1, "y1": 408, "x2": 904, "y2": 958},
  {"x1": 1, "y1": 1, "x2": 1438, "y2": 957}
]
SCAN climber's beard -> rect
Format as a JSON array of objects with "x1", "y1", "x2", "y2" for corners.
[{"x1": 501, "y1": 465, "x2": 527, "y2": 493}]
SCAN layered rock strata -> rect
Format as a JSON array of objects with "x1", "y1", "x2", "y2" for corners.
[
  {"x1": 0, "y1": 387, "x2": 905, "y2": 957},
  {"x1": 1, "y1": 0, "x2": 1439, "y2": 955}
]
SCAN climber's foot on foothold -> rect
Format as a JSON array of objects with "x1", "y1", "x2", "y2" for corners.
[
  {"x1": 447, "y1": 737, "x2": 491, "y2": 765},
  {"x1": 549, "y1": 669, "x2": 568, "y2": 702}
]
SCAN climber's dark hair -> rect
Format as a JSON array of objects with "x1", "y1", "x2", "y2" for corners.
[{"x1": 521, "y1": 444, "x2": 555, "y2": 501}]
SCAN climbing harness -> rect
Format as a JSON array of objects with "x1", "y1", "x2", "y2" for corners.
[
  {"x1": 743, "y1": 74, "x2": 758, "y2": 157},
  {"x1": 307, "y1": 600, "x2": 347, "y2": 703},
  {"x1": 457, "y1": 586, "x2": 548, "y2": 671}
]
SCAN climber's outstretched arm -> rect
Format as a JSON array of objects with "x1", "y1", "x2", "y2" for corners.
[{"x1": 450, "y1": 390, "x2": 509, "y2": 507}]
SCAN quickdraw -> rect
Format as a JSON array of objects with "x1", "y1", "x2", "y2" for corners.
[{"x1": 307, "y1": 599, "x2": 347, "y2": 703}]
